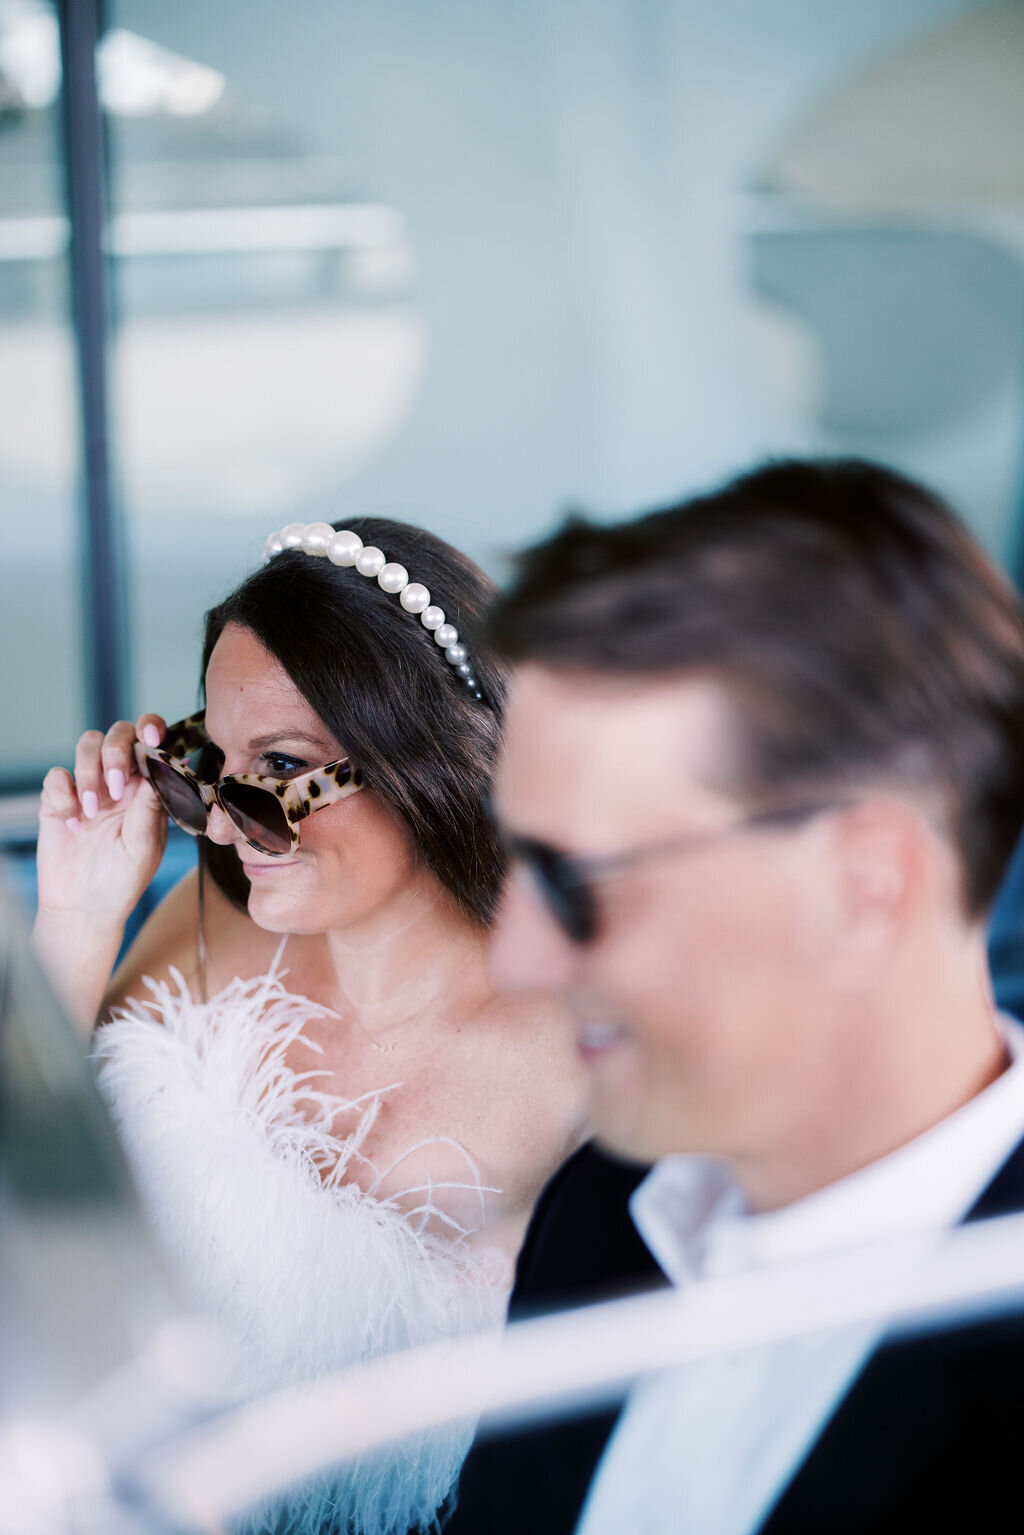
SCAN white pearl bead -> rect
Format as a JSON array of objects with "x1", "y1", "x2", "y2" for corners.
[
  {"x1": 327, "y1": 530, "x2": 363, "y2": 566},
  {"x1": 421, "y1": 605, "x2": 445, "y2": 631},
  {"x1": 355, "y1": 545, "x2": 386, "y2": 577},
  {"x1": 445, "y1": 643, "x2": 468, "y2": 666},
  {"x1": 434, "y1": 622, "x2": 458, "y2": 648},
  {"x1": 281, "y1": 522, "x2": 306, "y2": 549},
  {"x1": 263, "y1": 532, "x2": 285, "y2": 561},
  {"x1": 302, "y1": 521, "x2": 334, "y2": 554},
  {"x1": 378, "y1": 562, "x2": 409, "y2": 594},
  {"x1": 400, "y1": 583, "x2": 430, "y2": 613}
]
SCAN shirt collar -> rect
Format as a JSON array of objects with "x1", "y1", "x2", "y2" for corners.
[{"x1": 632, "y1": 1016, "x2": 1024, "y2": 1287}]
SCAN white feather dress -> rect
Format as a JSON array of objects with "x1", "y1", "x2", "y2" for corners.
[{"x1": 94, "y1": 960, "x2": 507, "y2": 1535}]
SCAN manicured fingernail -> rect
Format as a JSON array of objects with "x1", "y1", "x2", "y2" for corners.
[
  {"x1": 65, "y1": 816, "x2": 81, "y2": 831},
  {"x1": 143, "y1": 724, "x2": 161, "y2": 746},
  {"x1": 81, "y1": 790, "x2": 99, "y2": 820},
  {"x1": 107, "y1": 768, "x2": 125, "y2": 801}
]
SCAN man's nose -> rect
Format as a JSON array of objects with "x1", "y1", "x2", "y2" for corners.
[{"x1": 489, "y1": 867, "x2": 583, "y2": 996}]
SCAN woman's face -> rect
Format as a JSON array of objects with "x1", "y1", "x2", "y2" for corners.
[{"x1": 203, "y1": 622, "x2": 422, "y2": 934}]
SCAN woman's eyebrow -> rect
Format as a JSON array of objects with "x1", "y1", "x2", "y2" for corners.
[{"x1": 246, "y1": 730, "x2": 334, "y2": 752}]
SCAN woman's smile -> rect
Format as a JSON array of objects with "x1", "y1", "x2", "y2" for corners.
[{"x1": 241, "y1": 858, "x2": 302, "y2": 878}]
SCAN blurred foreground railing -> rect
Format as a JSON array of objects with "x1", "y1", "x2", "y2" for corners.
[{"x1": 133, "y1": 1210, "x2": 1024, "y2": 1532}]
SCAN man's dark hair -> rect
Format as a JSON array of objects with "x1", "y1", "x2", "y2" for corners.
[
  {"x1": 202, "y1": 515, "x2": 506, "y2": 925},
  {"x1": 489, "y1": 459, "x2": 1024, "y2": 915}
]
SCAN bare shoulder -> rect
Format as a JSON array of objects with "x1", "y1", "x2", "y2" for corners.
[
  {"x1": 472, "y1": 986, "x2": 585, "y2": 1080},
  {"x1": 453, "y1": 988, "x2": 590, "y2": 1211},
  {"x1": 103, "y1": 865, "x2": 265, "y2": 1016},
  {"x1": 367, "y1": 984, "x2": 589, "y2": 1263}
]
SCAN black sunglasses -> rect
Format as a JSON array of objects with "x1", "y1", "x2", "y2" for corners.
[{"x1": 500, "y1": 800, "x2": 852, "y2": 945}]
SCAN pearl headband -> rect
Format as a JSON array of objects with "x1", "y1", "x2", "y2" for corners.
[{"x1": 263, "y1": 521, "x2": 487, "y2": 703}]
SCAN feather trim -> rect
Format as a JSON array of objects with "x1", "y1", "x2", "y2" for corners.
[{"x1": 95, "y1": 955, "x2": 506, "y2": 1535}]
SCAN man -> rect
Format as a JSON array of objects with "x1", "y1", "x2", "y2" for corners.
[{"x1": 452, "y1": 459, "x2": 1024, "y2": 1532}]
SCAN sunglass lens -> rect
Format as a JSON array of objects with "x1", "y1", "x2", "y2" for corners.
[
  {"x1": 146, "y1": 757, "x2": 207, "y2": 836},
  {"x1": 218, "y1": 782, "x2": 293, "y2": 856},
  {"x1": 526, "y1": 844, "x2": 596, "y2": 945}
]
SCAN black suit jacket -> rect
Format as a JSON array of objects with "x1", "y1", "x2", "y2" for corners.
[
  {"x1": 449, "y1": 1135, "x2": 1024, "y2": 1534},
  {"x1": 448, "y1": 1143, "x2": 664, "y2": 1534}
]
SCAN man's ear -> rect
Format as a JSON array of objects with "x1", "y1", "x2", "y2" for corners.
[{"x1": 805, "y1": 797, "x2": 926, "y2": 990}]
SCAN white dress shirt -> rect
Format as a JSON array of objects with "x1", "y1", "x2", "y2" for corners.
[{"x1": 577, "y1": 1017, "x2": 1024, "y2": 1535}]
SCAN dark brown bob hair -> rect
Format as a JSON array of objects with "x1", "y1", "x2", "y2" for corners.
[
  {"x1": 489, "y1": 458, "x2": 1024, "y2": 917},
  {"x1": 202, "y1": 516, "x2": 506, "y2": 925}
]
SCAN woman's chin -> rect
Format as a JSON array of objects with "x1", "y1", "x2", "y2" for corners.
[
  {"x1": 244, "y1": 882, "x2": 307, "y2": 933},
  {"x1": 245, "y1": 885, "x2": 340, "y2": 936},
  {"x1": 246, "y1": 905, "x2": 293, "y2": 934}
]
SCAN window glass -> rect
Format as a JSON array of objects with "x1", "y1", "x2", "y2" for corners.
[
  {"x1": 102, "y1": 16, "x2": 424, "y2": 723},
  {"x1": 0, "y1": 0, "x2": 82, "y2": 785}
]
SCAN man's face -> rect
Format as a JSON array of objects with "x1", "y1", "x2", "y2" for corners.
[{"x1": 490, "y1": 665, "x2": 840, "y2": 1166}]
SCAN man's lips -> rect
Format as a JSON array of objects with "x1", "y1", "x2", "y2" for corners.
[{"x1": 576, "y1": 1019, "x2": 629, "y2": 1062}]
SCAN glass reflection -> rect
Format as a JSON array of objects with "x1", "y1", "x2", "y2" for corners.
[
  {"x1": 0, "y1": 0, "x2": 81, "y2": 783},
  {"x1": 103, "y1": 8, "x2": 424, "y2": 720}
]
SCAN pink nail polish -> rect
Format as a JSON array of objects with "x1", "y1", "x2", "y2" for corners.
[
  {"x1": 143, "y1": 724, "x2": 161, "y2": 747},
  {"x1": 65, "y1": 816, "x2": 81, "y2": 831},
  {"x1": 81, "y1": 790, "x2": 99, "y2": 820},
  {"x1": 107, "y1": 768, "x2": 125, "y2": 801}
]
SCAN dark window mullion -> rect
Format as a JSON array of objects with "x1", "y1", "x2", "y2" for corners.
[{"x1": 57, "y1": 0, "x2": 128, "y2": 732}]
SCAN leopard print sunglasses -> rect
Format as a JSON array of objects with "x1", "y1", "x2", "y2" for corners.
[{"x1": 133, "y1": 711, "x2": 364, "y2": 856}]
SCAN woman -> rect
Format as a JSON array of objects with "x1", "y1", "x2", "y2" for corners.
[{"x1": 33, "y1": 516, "x2": 587, "y2": 1535}]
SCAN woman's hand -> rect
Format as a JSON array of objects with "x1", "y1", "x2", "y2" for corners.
[
  {"x1": 37, "y1": 714, "x2": 171, "y2": 925},
  {"x1": 33, "y1": 715, "x2": 171, "y2": 1031}
]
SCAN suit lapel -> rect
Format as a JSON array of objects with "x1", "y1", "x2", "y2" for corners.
[
  {"x1": 758, "y1": 1129, "x2": 1024, "y2": 1534},
  {"x1": 961, "y1": 1124, "x2": 1024, "y2": 1221}
]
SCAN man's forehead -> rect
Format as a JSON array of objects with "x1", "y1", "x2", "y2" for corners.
[{"x1": 497, "y1": 663, "x2": 742, "y2": 845}]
